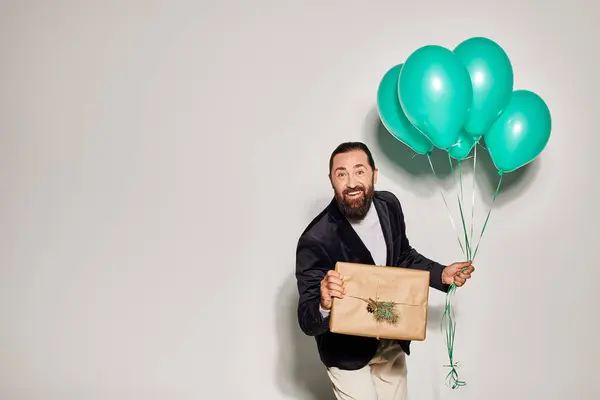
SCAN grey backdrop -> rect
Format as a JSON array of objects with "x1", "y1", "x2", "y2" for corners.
[{"x1": 0, "y1": 1, "x2": 598, "y2": 399}]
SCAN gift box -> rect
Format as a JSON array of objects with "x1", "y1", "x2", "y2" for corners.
[{"x1": 329, "y1": 262, "x2": 430, "y2": 341}]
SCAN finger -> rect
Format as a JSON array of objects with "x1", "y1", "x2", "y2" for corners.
[
  {"x1": 321, "y1": 274, "x2": 337, "y2": 286},
  {"x1": 326, "y1": 276, "x2": 345, "y2": 287},
  {"x1": 458, "y1": 272, "x2": 471, "y2": 280},
  {"x1": 454, "y1": 276, "x2": 466, "y2": 286},
  {"x1": 466, "y1": 265, "x2": 475, "y2": 273},
  {"x1": 328, "y1": 289, "x2": 344, "y2": 299},
  {"x1": 326, "y1": 270, "x2": 341, "y2": 279},
  {"x1": 327, "y1": 282, "x2": 345, "y2": 294},
  {"x1": 321, "y1": 278, "x2": 332, "y2": 290},
  {"x1": 326, "y1": 281, "x2": 344, "y2": 290}
]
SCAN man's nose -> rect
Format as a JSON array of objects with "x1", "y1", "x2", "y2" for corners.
[{"x1": 347, "y1": 174, "x2": 358, "y2": 187}]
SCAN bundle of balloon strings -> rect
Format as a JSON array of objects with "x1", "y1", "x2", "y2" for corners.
[{"x1": 427, "y1": 145, "x2": 503, "y2": 389}]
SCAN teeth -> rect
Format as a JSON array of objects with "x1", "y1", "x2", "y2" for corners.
[{"x1": 348, "y1": 191, "x2": 361, "y2": 195}]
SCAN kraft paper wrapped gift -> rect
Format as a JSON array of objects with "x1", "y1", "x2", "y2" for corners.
[{"x1": 329, "y1": 262, "x2": 430, "y2": 341}]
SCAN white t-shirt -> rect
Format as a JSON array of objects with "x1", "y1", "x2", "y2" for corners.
[{"x1": 347, "y1": 202, "x2": 387, "y2": 267}]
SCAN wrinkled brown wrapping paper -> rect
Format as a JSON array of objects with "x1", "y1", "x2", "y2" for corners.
[{"x1": 329, "y1": 262, "x2": 430, "y2": 341}]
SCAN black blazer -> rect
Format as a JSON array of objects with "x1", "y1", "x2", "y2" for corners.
[{"x1": 295, "y1": 190, "x2": 449, "y2": 370}]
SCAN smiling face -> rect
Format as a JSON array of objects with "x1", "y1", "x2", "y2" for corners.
[{"x1": 329, "y1": 149, "x2": 378, "y2": 220}]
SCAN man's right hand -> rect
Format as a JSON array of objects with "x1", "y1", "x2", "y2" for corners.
[{"x1": 320, "y1": 270, "x2": 346, "y2": 310}]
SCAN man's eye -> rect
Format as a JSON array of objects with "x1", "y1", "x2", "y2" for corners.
[{"x1": 357, "y1": 170, "x2": 364, "y2": 175}]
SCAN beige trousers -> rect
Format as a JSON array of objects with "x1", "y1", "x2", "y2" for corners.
[{"x1": 326, "y1": 340, "x2": 407, "y2": 400}]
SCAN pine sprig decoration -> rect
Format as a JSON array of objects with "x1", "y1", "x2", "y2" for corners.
[{"x1": 363, "y1": 297, "x2": 399, "y2": 325}]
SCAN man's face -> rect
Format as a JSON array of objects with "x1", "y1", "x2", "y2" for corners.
[{"x1": 330, "y1": 150, "x2": 378, "y2": 220}]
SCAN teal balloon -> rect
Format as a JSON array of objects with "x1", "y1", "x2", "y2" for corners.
[
  {"x1": 454, "y1": 37, "x2": 514, "y2": 136},
  {"x1": 449, "y1": 131, "x2": 480, "y2": 161},
  {"x1": 484, "y1": 90, "x2": 551, "y2": 173},
  {"x1": 398, "y1": 45, "x2": 473, "y2": 150},
  {"x1": 377, "y1": 64, "x2": 434, "y2": 155}
]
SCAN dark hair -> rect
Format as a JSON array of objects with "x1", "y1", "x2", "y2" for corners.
[{"x1": 328, "y1": 141, "x2": 376, "y2": 174}]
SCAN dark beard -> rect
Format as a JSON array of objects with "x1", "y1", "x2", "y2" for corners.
[{"x1": 334, "y1": 184, "x2": 374, "y2": 221}]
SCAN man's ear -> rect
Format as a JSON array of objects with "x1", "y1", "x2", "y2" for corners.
[{"x1": 373, "y1": 168, "x2": 379, "y2": 184}]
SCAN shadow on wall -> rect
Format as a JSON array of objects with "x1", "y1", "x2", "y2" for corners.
[
  {"x1": 426, "y1": 303, "x2": 445, "y2": 333},
  {"x1": 275, "y1": 198, "x2": 335, "y2": 400},
  {"x1": 275, "y1": 274, "x2": 335, "y2": 400},
  {"x1": 362, "y1": 106, "x2": 540, "y2": 208}
]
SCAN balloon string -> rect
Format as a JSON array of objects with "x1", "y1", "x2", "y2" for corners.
[
  {"x1": 426, "y1": 153, "x2": 466, "y2": 259},
  {"x1": 449, "y1": 156, "x2": 471, "y2": 260},
  {"x1": 441, "y1": 282, "x2": 466, "y2": 389},
  {"x1": 441, "y1": 154, "x2": 471, "y2": 390},
  {"x1": 459, "y1": 160, "x2": 471, "y2": 260},
  {"x1": 441, "y1": 147, "x2": 502, "y2": 390},
  {"x1": 470, "y1": 146, "x2": 477, "y2": 260},
  {"x1": 471, "y1": 171, "x2": 503, "y2": 261}
]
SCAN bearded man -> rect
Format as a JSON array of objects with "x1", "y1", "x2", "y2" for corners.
[{"x1": 295, "y1": 141, "x2": 475, "y2": 400}]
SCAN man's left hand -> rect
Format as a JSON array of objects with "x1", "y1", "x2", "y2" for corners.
[{"x1": 442, "y1": 261, "x2": 475, "y2": 287}]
